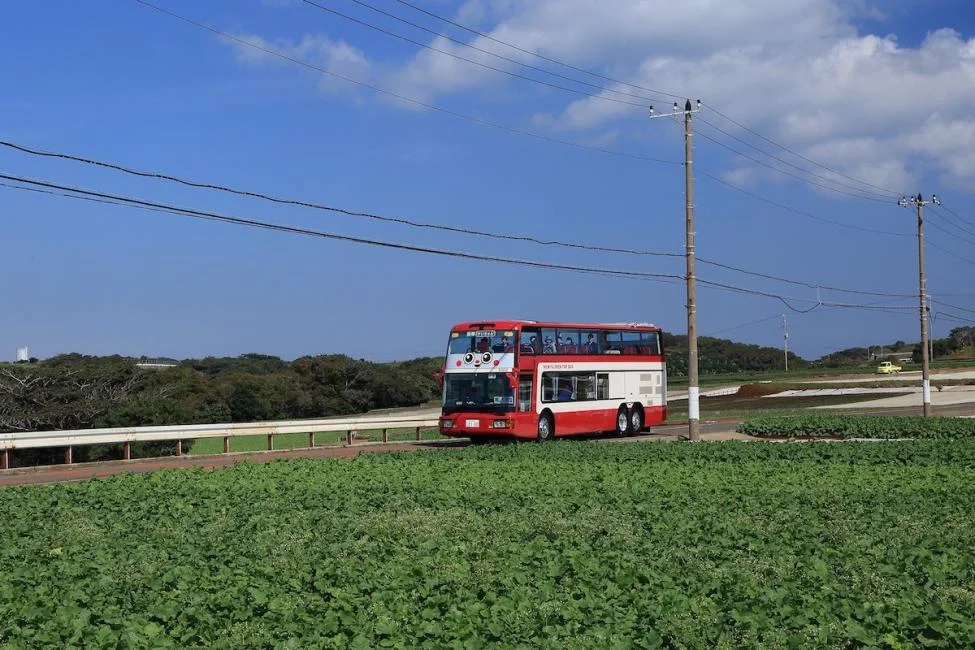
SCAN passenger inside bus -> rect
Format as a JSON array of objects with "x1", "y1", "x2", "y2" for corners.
[
  {"x1": 521, "y1": 334, "x2": 540, "y2": 354},
  {"x1": 492, "y1": 336, "x2": 513, "y2": 353},
  {"x1": 557, "y1": 385, "x2": 573, "y2": 401},
  {"x1": 585, "y1": 334, "x2": 599, "y2": 354}
]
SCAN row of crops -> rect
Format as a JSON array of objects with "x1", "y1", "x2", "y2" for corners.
[
  {"x1": 738, "y1": 413, "x2": 975, "y2": 439},
  {"x1": 2, "y1": 438, "x2": 975, "y2": 647}
]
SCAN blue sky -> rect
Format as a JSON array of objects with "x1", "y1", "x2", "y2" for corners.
[{"x1": 1, "y1": 0, "x2": 974, "y2": 362}]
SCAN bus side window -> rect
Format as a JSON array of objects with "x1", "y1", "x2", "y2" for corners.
[
  {"x1": 558, "y1": 329, "x2": 580, "y2": 353},
  {"x1": 540, "y1": 328, "x2": 557, "y2": 354},
  {"x1": 580, "y1": 331, "x2": 599, "y2": 354},
  {"x1": 604, "y1": 330, "x2": 622, "y2": 353},
  {"x1": 521, "y1": 328, "x2": 540, "y2": 354},
  {"x1": 641, "y1": 331, "x2": 661, "y2": 355},
  {"x1": 622, "y1": 331, "x2": 641, "y2": 355}
]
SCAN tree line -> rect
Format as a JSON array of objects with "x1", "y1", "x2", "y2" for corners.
[
  {"x1": 662, "y1": 333, "x2": 806, "y2": 376},
  {"x1": 1, "y1": 353, "x2": 441, "y2": 466}
]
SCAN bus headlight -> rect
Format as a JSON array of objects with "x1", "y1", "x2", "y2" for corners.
[
  {"x1": 441, "y1": 420, "x2": 454, "y2": 429},
  {"x1": 492, "y1": 420, "x2": 511, "y2": 429}
]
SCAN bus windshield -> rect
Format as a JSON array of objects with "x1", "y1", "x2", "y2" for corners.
[
  {"x1": 442, "y1": 373, "x2": 515, "y2": 414},
  {"x1": 447, "y1": 329, "x2": 517, "y2": 355}
]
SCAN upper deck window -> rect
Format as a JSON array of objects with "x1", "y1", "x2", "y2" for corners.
[{"x1": 447, "y1": 329, "x2": 517, "y2": 355}]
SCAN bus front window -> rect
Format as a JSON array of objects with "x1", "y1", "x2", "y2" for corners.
[
  {"x1": 442, "y1": 373, "x2": 515, "y2": 413},
  {"x1": 447, "y1": 330, "x2": 517, "y2": 355}
]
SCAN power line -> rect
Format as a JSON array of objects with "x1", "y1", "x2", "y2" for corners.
[
  {"x1": 390, "y1": 0, "x2": 684, "y2": 100},
  {"x1": 927, "y1": 240, "x2": 975, "y2": 267},
  {"x1": 926, "y1": 217, "x2": 975, "y2": 247},
  {"x1": 704, "y1": 313, "x2": 780, "y2": 337},
  {"x1": 0, "y1": 139, "x2": 683, "y2": 259},
  {"x1": 695, "y1": 278, "x2": 916, "y2": 314},
  {"x1": 131, "y1": 0, "x2": 681, "y2": 167},
  {"x1": 934, "y1": 311, "x2": 975, "y2": 325},
  {"x1": 296, "y1": 0, "x2": 655, "y2": 109},
  {"x1": 703, "y1": 106, "x2": 906, "y2": 198},
  {"x1": 134, "y1": 0, "x2": 917, "y2": 246},
  {"x1": 303, "y1": 0, "x2": 666, "y2": 106},
  {"x1": 696, "y1": 117, "x2": 898, "y2": 201},
  {"x1": 3, "y1": 138, "x2": 929, "y2": 301},
  {"x1": 389, "y1": 0, "x2": 907, "y2": 199},
  {"x1": 0, "y1": 173, "x2": 688, "y2": 283},
  {"x1": 932, "y1": 299, "x2": 975, "y2": 316},
  {"x1": 696, "y1": 129, "x2": 893, "y2": 203},
  {"x1": 696, "y1": 257, "x2": 914, "y2": 298},
  {"x1": 695, "y1": 169, "x2": 913, "y2": 238},
  {"x1": 928, "y1": 204, "x2": 975, "y2": 240},
  {"x1": 2, "y1": 172, "x2": 924, "y2": 315},
  {"x1": 937, "y1": 203, "x2": 975, "y2": 229}
]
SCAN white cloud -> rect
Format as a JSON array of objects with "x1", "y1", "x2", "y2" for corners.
[
  {"x1": 226, "y1": 1, "x2": 975, "y2": 189},
  {"x1": 226, "y1": 33, "x2": 370, "y2": 95}
]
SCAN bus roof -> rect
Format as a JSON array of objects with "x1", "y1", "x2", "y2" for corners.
[{"x1": 449, "y1": 320, "x2": 660, "y2": 331}]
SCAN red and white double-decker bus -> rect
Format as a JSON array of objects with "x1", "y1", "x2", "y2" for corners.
[{"x1": 438, "y1": 320, "x2": 667, "y2": 441}]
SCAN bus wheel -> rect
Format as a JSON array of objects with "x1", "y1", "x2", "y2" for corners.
[
  {"x1": 615, "y1": 406, "x2": 631, "y2": 436},
  {"x1": 537, "y1": 413, "x2": 554, "y2": 442},
  {"x1": 630, "y1": 405, "x2": 644, "y2": 435}
]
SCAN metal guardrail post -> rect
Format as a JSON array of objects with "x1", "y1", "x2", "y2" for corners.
[{"x1": 0, "y1": 415, "x2": 441, "y2": 469}]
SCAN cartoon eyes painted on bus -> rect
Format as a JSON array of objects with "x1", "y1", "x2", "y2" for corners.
[{"x1": 460, "y1": 351, "x2": 499, "y2": 367}]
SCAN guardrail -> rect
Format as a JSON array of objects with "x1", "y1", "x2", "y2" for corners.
[{"x1": 0, "y1": 413, "x2": 442, "y2": 470}]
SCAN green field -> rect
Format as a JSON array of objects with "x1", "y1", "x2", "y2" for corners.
[
  {"x1": 188, "y1": 427, "x2": 445, "y2": 455},
  {"x1": 666, "y1": 358, "x2": 975, "y2": 389},
  {"x1": 2, "y1": 442, "x2": 975, "y2": 648}
]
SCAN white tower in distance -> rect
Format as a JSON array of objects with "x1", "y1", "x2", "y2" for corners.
[{"x1": 16, "y1": 347, "x2": 29, "y2": 362}]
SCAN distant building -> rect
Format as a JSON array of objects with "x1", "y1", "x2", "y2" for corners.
[
  {"x1": 16, "y1": 347, "x2": 29, "y2": 362},
  {"x1": 135, "y1": 356, "x2": 179, "y2": 369}
]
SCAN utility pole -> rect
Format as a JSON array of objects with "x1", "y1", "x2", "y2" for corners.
[
  {"x1": 781, "y1": 314, "x2": 789, "y2": 371},
  {"x1": 650, "y1": 99, "x2": 702, "y2": 441},
  {"x1": 898, "y1": 193, "x2": 940, "y2": 417}
]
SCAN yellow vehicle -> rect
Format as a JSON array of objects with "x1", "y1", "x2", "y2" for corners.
[{"x1": 876, "y1": 361, "x2": 902, "y2": 374}]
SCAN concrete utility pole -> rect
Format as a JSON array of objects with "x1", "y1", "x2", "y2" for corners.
[
  {"x1": 650, "y1": 99, "x2": 702, "y2": 441},
  {"x1": 898, "y1": 193, "x2": 940, "y2": 417},
  {"x1": 781, "y1": 314, "x2": 789, "y2": 371}
]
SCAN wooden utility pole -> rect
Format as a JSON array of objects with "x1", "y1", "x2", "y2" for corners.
[
  {"x1": 899, "y1": 193, "x2": 939, "y2": 416},
  {"x1": 782, "y1": 314, "x2": 789, "y2": 371},
  {"x1": 650, "y1": 99, "x2": 702, "y2": 440}
]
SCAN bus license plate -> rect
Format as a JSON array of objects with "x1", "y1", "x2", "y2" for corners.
[{"x1": 465, "y1": 419, "x2": 480, "y2": 428}]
